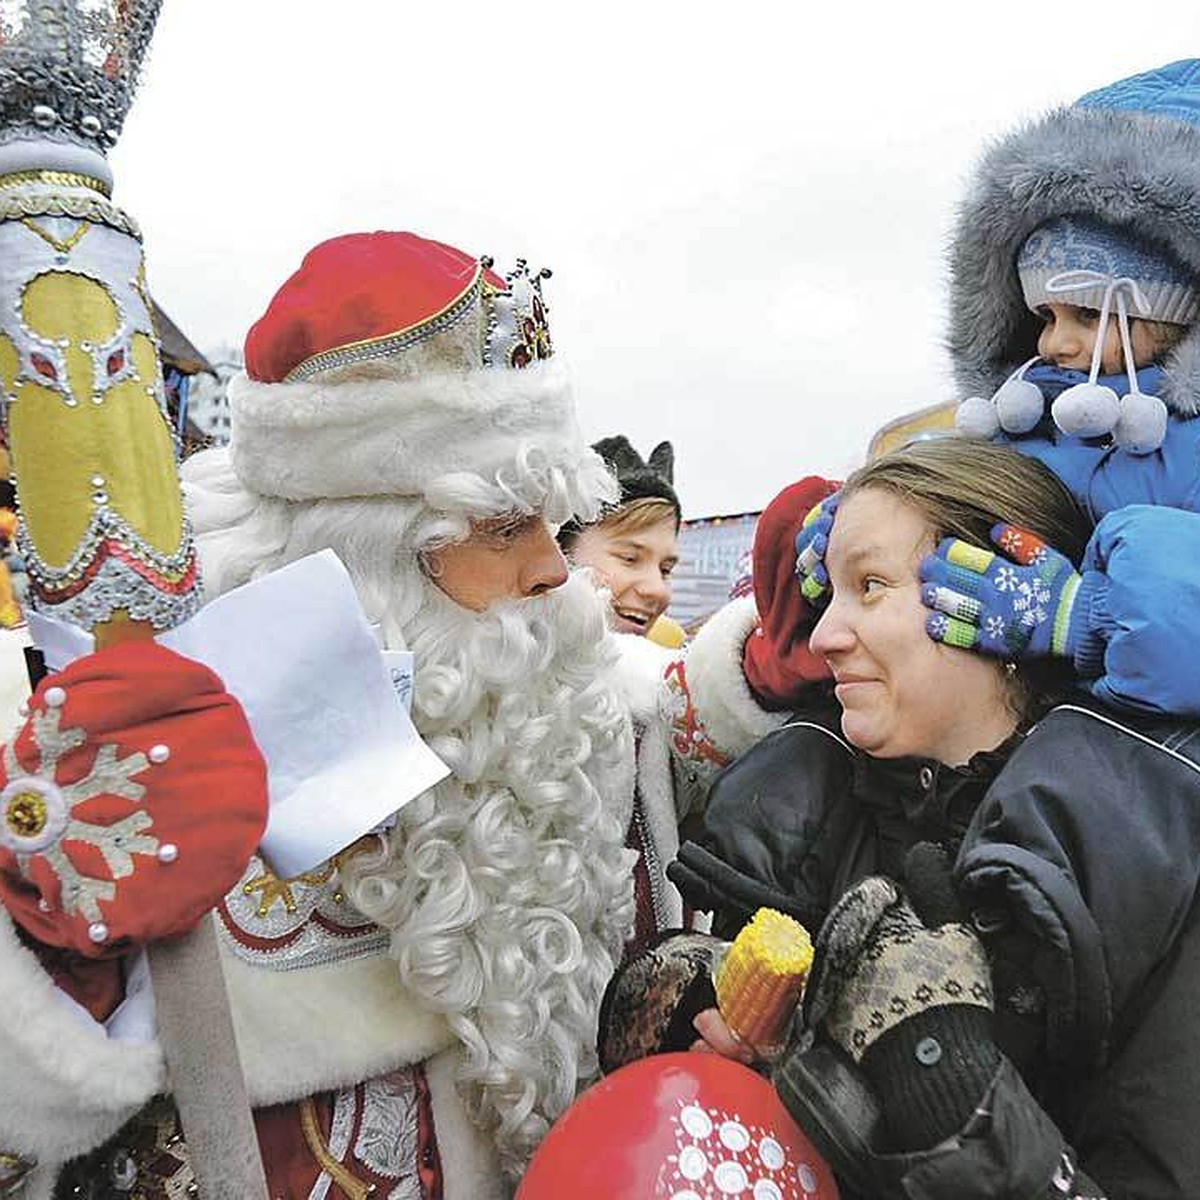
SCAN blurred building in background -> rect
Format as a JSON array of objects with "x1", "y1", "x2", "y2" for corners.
[
  {"x1": 153, "y1": 301, "x2": 218, "y2": 455},
  {"x1": 184, "y1": 343, "x2": 241, "y2": 447},
  {"x1": 668, "y1": 511, "x2": 759, "y2": 632}
]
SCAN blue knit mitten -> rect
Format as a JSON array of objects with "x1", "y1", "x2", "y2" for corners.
[
  {"x1": 919, "y1": 523, "x2": 1084, "y2": 660},
  {"x1": 794, "y1": 493, "x2": 839, "y2": 605}
]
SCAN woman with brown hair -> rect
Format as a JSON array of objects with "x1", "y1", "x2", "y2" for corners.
[{"x1": 619, "y1": 438, "x2": 1200, "y2": 1198}]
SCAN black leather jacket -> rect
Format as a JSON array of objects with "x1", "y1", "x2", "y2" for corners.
[{"x1": 670, "y1": 697, "x2": 1200, "y2": 1199}]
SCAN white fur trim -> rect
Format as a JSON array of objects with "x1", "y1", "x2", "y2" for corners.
[
  {"x1": 425, "y1": 1046, "x2": 507, "y2": 1200},
  {"x1": 685, "y1": 598, "x2": 786, "y2": 759},
  {"x1": 0, "y1": 905, "x2": 459, "y2": 1184},
  {"x1": 602, "y1": 709, "x2": 637, "y2": 845},
  {"x1": 221, "y1": 944, "x2": 454, "y2": 1107},
  {"x1": 229, "y1": 357, "x2": 599, "y2": 501},
  {"x1": 0, "y1": 911, "x2": 164, "y2": 1169},
  {"x1": 612, "y1": 631, "x2": 674, "y2": 725},
  {"x1": 613, "y1": 633, "x2": 726, "y2": 927}
]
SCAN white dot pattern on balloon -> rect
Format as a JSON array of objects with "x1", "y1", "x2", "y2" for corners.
[
  {"x1": 681, "y1": 1105, "x2": 714, "y2": 1140},
  {"x1": 679, "y1": 1146, "x2": 709, "y2": 1182},
  {"x1": 720, "y1": 1121, "x2": 750, "y2": 1153},
  {"x1": 759, "y1": 1137, "x2": 785, "y2": 1171},
  {"x1": 714, "y1": 1160, "x2": 749, "y2": 1193},
  {"x1": 669, "y1": 1100, "x2": 808, "y2": 1199}
]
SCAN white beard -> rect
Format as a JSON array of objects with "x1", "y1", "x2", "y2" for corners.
[
  {"x1": 343, "y1": 568, "x2": 636, "y2": 1179},
  {"x1": 181, "y1": 454, "x2": 636, "y2": 1175}
]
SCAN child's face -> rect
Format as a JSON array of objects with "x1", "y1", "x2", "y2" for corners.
[{"x1": 1035, "y1": 302, "x2": 1163, "y2": 374}]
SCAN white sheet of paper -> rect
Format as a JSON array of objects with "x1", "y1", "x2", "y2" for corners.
[{"x1": 28, "y1": 550, "x2": 449, "y2": 877}]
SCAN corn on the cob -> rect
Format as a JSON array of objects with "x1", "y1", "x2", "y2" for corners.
[{"x1": 715, "y1": 907, "x2": 813, "y2": 1052}]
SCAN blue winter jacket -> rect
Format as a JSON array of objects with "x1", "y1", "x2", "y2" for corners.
[
  {"x1": 993, "y1": 366, "x2": 1200, "y2": 715},
  {"x1": 1009, "y1": 365, "x2": 1200, "y2": 514}
]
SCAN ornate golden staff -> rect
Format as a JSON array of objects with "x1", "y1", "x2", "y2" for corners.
[{"x1": 0, "y1": 3, "x2": 268, "y2": 1195}]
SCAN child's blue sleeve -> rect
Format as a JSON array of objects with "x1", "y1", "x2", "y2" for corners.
[{"x1": 1072, "y1": 505, "x2": 1200, "y2": 715}]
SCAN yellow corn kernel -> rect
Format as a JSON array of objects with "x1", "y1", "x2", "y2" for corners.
[{"x1": 715, "y1": 908, "x2": 813, "y2": 1051}]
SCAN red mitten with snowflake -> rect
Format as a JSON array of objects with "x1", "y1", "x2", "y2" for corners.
[{"x1": 0, "y1": 640, "x2": 267, "y2": 957}]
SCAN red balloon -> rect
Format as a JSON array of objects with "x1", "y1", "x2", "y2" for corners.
[{"x1": 518, "y1": 1052, "x2": 839, "y2": 1200}]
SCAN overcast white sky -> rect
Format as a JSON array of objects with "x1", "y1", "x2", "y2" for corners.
[{"x1": 110, "y1": 1, "x2": 1200, "y2": 516}]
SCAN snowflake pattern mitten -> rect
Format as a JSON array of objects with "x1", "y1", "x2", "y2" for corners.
[
  {"x1": 919, "y1": 523, "x2": 1084, "y2": 660},
  {"x1": 794, "y1": 494, "x2": 840, "y2": 605},
  {"x1": 0, "y1": 641, "x2": 267, "y2": 956}
]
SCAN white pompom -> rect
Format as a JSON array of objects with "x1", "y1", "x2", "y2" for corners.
[
  {"x1": 1051, "y1": 382, "x2": 1120, "y2": 438},
  {"x1": 1112, "y1": 392, "x2": 1168, "y2": 455},
  {"x1": 955, "y1": 396, "x2": 1001, "y2": 439},
  {"x1": 993, "y1": 378, "x2": 1046, "y2": 434}
]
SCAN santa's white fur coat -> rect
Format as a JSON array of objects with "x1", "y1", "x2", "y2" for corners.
[
  {"x1": 0, "y1": 906, "x2": 505, "y2": 1200},
  {"x1": 612, "y1": 598, "x2": 786, "y2": 928}
]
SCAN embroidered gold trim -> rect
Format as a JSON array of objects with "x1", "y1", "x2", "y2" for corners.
[
  {"x1": 0, "y1": 169, "x2": 112, "y2": 198},
  {"x1": 241, "y1": 861, "x2": 336, "y2": 918},
  {"x1": 299, "y1": 1097, "x2": 377, "y2": 1199},
  {"x1": 20, "y1": 216, "x2": 90, "y2": 254},
  {"x1": 5, "y1": 790, "x2": 48, "y2": 837}
]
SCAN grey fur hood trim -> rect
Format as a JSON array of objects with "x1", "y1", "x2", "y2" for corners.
[{"x1": 949, "y1": 104, "x2": 1200, "y2": 416}]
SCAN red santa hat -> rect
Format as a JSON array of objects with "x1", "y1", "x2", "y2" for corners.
[
  {"x1": 228, "y1": 231, "x2": 603, "y2": 502},
  {"x1": 741, "y1": 476, "x2": 838, "y2": 709}
]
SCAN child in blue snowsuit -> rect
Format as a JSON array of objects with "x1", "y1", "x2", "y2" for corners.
[
  {"x1": 743, "y1": 62, "x2": 1200, "y2": 1200},
  {"x1": 921, "y1": 59, "x2": 1200, "y2": 715}
]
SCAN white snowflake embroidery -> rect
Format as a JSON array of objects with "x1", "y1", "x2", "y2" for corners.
[
  {"x1": 994, "y1": 566, "x2": 1019, "y2": 593},
  {"x1": 985, "y1": 616, "x2": 1007, "y2": 640},
  {"x1": 1028, "y1": 545, "x2": 1049, "y2": 566},
  {"x1": 998, "y1": 529, "x2": 1024, "y2": 556},
  {"x1": 1, "y1": 702, "x2": 158, "y2": 922}
]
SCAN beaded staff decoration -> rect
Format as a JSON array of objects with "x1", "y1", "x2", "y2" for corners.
[{"x1": 0, "y1": 0, "x2": 201, "y2": 643}]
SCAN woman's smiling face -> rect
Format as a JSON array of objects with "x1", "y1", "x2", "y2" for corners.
[{"x1": 809, "y1": 487, "x2": 1017, "y2": 765}]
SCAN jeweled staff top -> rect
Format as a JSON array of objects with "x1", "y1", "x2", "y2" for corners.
[{"x1": 0, "y1": 0, "x2": 200, "y2": 641}]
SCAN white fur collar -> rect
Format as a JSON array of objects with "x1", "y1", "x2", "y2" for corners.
[
  {"x1": 612, "y1": 631, "x2": 675, "y2": 726},
  {"x1": 684, "y1": 597, "x2": 786, "y2": 759}
]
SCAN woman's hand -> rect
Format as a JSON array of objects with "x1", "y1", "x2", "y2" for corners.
[{"x1": 690, "y1": 1007, "x2": 757, "y2": 1065}]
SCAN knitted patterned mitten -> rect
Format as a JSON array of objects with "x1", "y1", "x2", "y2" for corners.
[
  {"x1": 804, "y1": 871, "x2": 998, "y2": 1152},
  {"x1": 596, "y1": 931, "x2": 726, "y2": 1074}
]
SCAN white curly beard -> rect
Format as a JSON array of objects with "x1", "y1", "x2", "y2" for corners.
[
  {"x1": 343, "y1": 568, "x2": 637, "y2": 1180},
  {"x1": 183, "y1": 448, "x2": 637, "y2": 1178}
]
